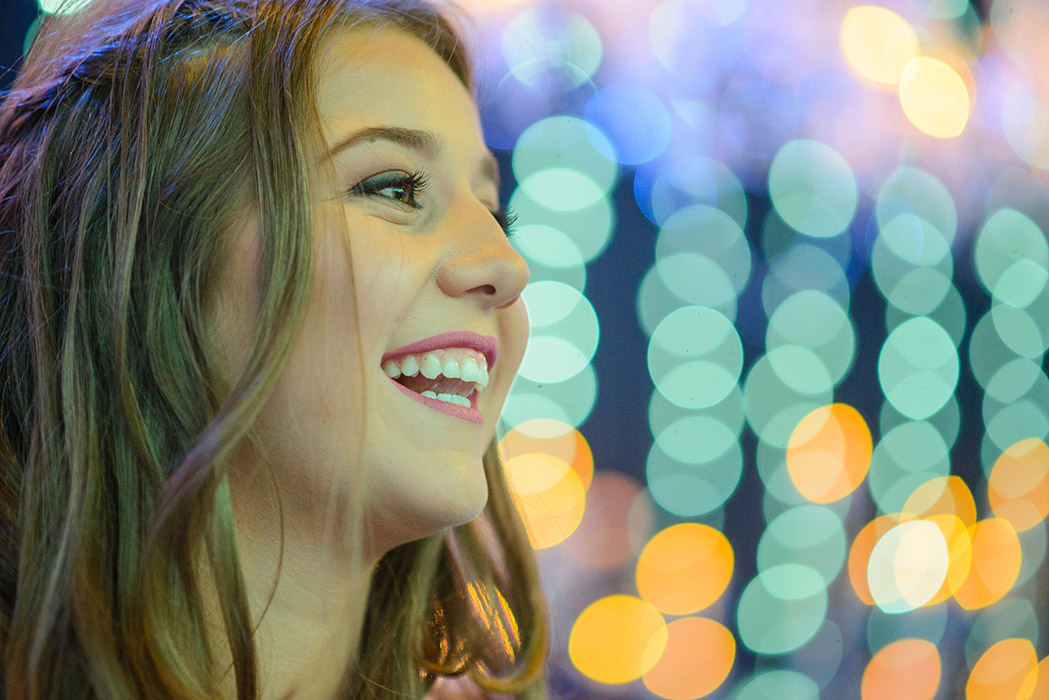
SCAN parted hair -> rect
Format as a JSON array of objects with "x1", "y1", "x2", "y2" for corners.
[{"x1": 0, "y1": 0, "x2": 547, "y2": 697}]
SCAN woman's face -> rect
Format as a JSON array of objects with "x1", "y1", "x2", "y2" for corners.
[{"x1": 211, "y1": 27, "x2": 529, "y2": 558}]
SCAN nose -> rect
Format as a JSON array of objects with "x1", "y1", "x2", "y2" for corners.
[{"x1": 435, "y1": 199, "x2": 529, "y2": 309}]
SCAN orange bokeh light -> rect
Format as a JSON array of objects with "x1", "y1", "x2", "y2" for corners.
[
  {"x1": 989, "y1": 438, "x2": 1049, "y2": 532},
  {"x1": 636, "y1": 523, "x2": 734, "y2": 615},
  {"x1": 787, "y1": 403, "x2": 872, "y2": 504},
  {"x1": 953, "y1": 518, "x2": 1023, "y2": 610},
  {"x1": 643, "y1": 617, "x2": 736, "y2": 700},
  {"x1": 967, "y1": 638, "x2": 1038, "y2": 700},
  {"x1": 861, "y1": 638, "x2": 941, "y2": 700},
  {"x1": 903, "y1": 475, "x2": 977, "y2": 528},
  {"x1": 499, "y1": 418, "x2": 594, "y2": 490},
  {"x1": 569, "y1": 595, "x2": 668, "y2": 685},
  {"x1": 1024, "y1": 656, "x2": 1049, "y2": 699},
  {"x1": 504, "y1": 452, "x2": 586, "y2": 549}
]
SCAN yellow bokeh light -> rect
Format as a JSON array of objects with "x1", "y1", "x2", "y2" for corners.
[
  {"x1": 569, "y1": 595, "x2": 668, "y2": 685},
  {"x1": 918, "y1": 513, "x2": 972, "y2": 606},
  {"x1": 953, "y1": 518, "x2": 1022, "y2": 610},
  {"x1": 840, "y1": 6, "x2": 920, "y2": 86},
  {"x1": 861, "y1": 638, "x2": 941, "y2": 700},
  {"x1": 903, "y1": 475, "x2": 977, "y2": 528},
  {"x1": 786, "y1": 403, "x2": 872, "y2": 504},
  {"x1": 643, "y1": 617, "x2": 735, "y2": 700},
  {"x1": 898, "y1": 56, "x2": 970, "y2": 138},
  {"x1": 966, "y1": 638, "x2": 1038, "y2": 700},
  {"x1": 636, "y1": 523, "x2": 734, "y2": 615},
  {"x1": 989, "y1": 438, "x2": 1049, "y2": 532},
  {"x1": 1024, "y1": 655, "x2": 1049, "y2": 699},
  {"x1": 505, "y1": 452, "x2": 586, "y2": 549}
]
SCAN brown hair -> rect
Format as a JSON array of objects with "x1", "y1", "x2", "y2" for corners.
[{"x1": 0, "y1": 0, "x2": 546, "y2": 697}]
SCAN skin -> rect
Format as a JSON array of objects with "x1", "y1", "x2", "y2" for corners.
[{"x1": 207, "y1": 26, "x2": 529, "y2": 700}]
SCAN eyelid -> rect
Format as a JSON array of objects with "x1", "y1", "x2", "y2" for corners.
[{"x1": 346, "y1": 170, "x2": 429, "y2": 210}]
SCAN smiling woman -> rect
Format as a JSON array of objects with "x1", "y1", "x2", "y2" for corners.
[{"x1": 0, "y1": 1, "x2": 546, "y2": 699}]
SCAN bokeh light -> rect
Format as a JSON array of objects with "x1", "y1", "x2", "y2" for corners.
[
  {"x1": 1028, "y1": 656, "x2": 1049, "y2": 699},
  {"x1": 737, "y1": 564, "x2": 827, "y2": 655},
  {"x1": 867, "y1": 520, "x2": 948, "y2": 614},
  {"x1": 989, "y1": 438, "x2": 1049, "y2": 532},
  {"x1": 38, "y1": 0, "x2": 94, "y2": 13},
  {"x1": 758, "y1": 505, "x2": 846, "y2": 590},
  {"x1": 642, "y1": 617, "x2": 735, "y2": 700},
  {"x1": 648, "y1": 306, "x2": 743, "y2": 410},
  {"x1": 850, "y1": 514, "x2": 907, "y2": 606},
  {"x1": 898, "y1": 55, "x2": 971, "y2": 139},
  {"x1": 839, "y1": 6, "x2": 920, "y2": 86},
  {"x1": 636, "y1": 523, "x2": 733, "y2": 615},
  {"x1": 878, "y1": 317, "x2": 959, "y2": 420},
  {"x1": 501, "y1": 7, "x2": 603, "y2": 90},
  {"x1": 953, "y1": 518, "x2": 1023, "y2": 610},
  {"x1": 966, "y1": 638, "x2": 1039, "y2": 700},
  {"x1": 461, "y1": 0, "x2": 1049, "y2": 694},
  {"x1": 733, "y1": 670, "x2": 819, "y2": 700},
  {"x1": 504, "y1": 451, "x2": 586, "y2": 549},
  {"x1": 861, "y1": 638, "x2": 941, "y2": 700},
  {"x1": 768, "y1": 140, "x2": 857, "y2": 238},
  {"x1": 584, "y1": 84, "x2": 672, "y2": 165},
  {"x1": 518, "y1": 281, "x2": 599, "y2": 384},
  {"x1": 568, "y1": 595, "x2": 668, "y2": 684},
  {"x1": 786, "y1": 403, "x2": 872, "y2": 504}
]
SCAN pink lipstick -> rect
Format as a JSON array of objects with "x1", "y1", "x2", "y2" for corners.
[
  {"x1": 382, "y1": 331, "x2": 498, "y2": 369},
  {"x1": 382, "y1": 331, "x2": 496, "y2": 424}
]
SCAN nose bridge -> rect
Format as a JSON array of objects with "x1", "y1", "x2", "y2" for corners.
[{"x1": 435, "y1": 193, "x2": 529, "y2": 308}]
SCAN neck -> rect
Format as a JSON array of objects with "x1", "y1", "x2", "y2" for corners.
[
  {"x1": 240, "y1": 549, "x2": 375, "y2": 700},
  {"x1": 215, "y1": 460, "x2": 380, "y2": 700}
]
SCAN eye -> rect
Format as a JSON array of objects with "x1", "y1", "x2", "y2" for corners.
[
  {"x1": 347, "y1": 170, "x2": 429, "y2": 210},
  {"x1": 492, "y1": 207, "x2": 519, "y2": 239}
]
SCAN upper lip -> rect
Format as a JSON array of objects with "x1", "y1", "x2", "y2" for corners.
[{"x1": 382, "y1": 331, "x2": 498, "y2": 369}]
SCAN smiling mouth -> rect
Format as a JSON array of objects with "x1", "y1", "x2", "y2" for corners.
[{"x1": 381, "y1": 347, "x2": 489, "y2": 408}]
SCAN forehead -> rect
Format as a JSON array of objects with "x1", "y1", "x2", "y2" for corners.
[{"x1": 313, "y1": 27, "x2": 479, "y2": 147}]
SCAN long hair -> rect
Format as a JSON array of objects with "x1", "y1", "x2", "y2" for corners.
[{"x1": 0, "y1": 1, "x2": 547, "y2": 697}]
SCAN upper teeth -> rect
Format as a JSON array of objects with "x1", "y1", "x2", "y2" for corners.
[{"x1": 381, "y1": 348, "x2": 490, "y2": 389}]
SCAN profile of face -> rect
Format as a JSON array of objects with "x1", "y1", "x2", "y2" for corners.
[{"x1": 210, "y1": 27, "x2": 530, "y2": 561}]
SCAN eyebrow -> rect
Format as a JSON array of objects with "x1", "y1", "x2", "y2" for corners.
[{"x1": 326, "y1": 125, "x2": 500, "y2": 189}]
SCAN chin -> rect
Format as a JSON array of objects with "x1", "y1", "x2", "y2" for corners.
[{"x1": 366, "y1": 456, "x2": 490, "y2": 554}]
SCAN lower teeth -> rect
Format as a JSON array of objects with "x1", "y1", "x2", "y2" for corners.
[{"x1": 420, "y1": 390, "x2": 471, "y2": 407}]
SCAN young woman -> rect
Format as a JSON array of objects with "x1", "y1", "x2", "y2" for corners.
[{"x1": 0, "y1": 0, "x2": 547, "y2": 698}]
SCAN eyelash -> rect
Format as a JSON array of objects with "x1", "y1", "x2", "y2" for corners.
[
  {"x1": 347, "y1": 170, "x2": 519, "y2": 239},
  {"x1": 348, "y1": 171, "x2": 429, "y2": 210},
  {"x1": 494, "y1": 207, "x2": 519, "y2": 240}
]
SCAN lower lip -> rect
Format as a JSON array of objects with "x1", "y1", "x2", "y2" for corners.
[{"x1": 387, "y1": 377, "x2": 484, "y2": 424}]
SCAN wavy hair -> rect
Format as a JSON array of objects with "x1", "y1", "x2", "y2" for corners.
[{"x1": 0, "y1": 0, "x2": 546, "y2": 697}]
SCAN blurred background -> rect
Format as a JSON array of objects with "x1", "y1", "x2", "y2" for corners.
[{"x1": 3, "y1": 0, "x2": 1049, "y2": 698}]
